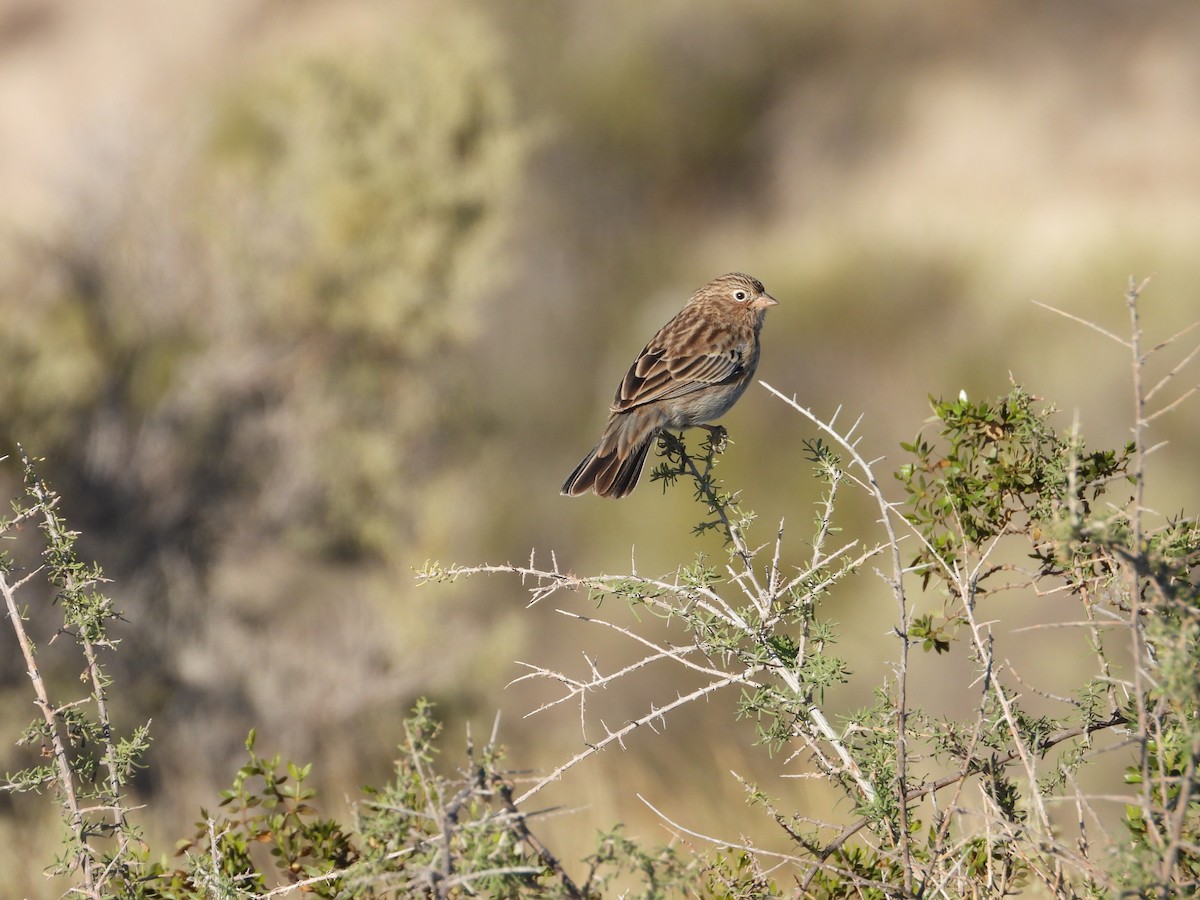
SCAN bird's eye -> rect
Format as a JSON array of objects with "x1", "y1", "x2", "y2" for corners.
[{"x1": 733, "y1": 290, "x2": 748, "y2": 302}]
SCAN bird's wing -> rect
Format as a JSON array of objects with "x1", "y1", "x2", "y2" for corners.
[{"x1": 611, "y1": 341, "x2": 747, "y2": 412}]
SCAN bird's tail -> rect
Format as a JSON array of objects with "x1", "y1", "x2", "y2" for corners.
[{"x1": 561, "y1": 416, "x2": 657, "y2": 499}]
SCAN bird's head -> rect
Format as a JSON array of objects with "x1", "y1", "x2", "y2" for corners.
[{"x1": 696, "y1": 272, "x2": 778, "y2": 312}]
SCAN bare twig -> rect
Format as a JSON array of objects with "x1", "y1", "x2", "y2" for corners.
[{"x1": 760, "y1": 383, "x2": 914, "y2": 889}]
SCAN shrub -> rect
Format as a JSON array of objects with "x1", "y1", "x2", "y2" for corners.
[
  {"x1": 4, "y1": 280, "x2": 1197, "y2": 896},
  {"x1": 423, "y1": 279, "x2": 1199, "y2": 896}
]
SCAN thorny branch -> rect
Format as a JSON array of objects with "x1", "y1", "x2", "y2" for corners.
[{"x1": 414, "y1": 279, "x2": 1199, "y2": 896}]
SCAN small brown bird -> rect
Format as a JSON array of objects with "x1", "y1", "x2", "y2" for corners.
[{"x1": 562, "y1": 272, "x2": 778, "y2": 498}]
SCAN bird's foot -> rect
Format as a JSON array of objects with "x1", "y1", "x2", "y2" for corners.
[{"x1": 700, "y1": 424, "x2": 728, "y2": 452}]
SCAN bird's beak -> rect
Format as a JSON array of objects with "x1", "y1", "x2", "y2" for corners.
[{"x1": 752, "y1": 293, "x2": 779, "y2": 311}]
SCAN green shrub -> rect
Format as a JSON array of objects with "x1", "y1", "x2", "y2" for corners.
[{"x1": 4, "y1": 281, "x2": 1197, "y2": 896}]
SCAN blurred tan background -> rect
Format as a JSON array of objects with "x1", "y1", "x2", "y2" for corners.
[{"x1": 2, "y1": 0, "x2": 1199, "y2": 893}]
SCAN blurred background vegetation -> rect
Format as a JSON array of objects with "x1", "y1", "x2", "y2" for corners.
[{"x1": 1, "y1": 0, "x2": 1198, "y2": 893}]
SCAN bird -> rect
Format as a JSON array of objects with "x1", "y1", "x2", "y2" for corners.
[{"x1": 561, "y1": 272, "x2": 778, "y2": 499}]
